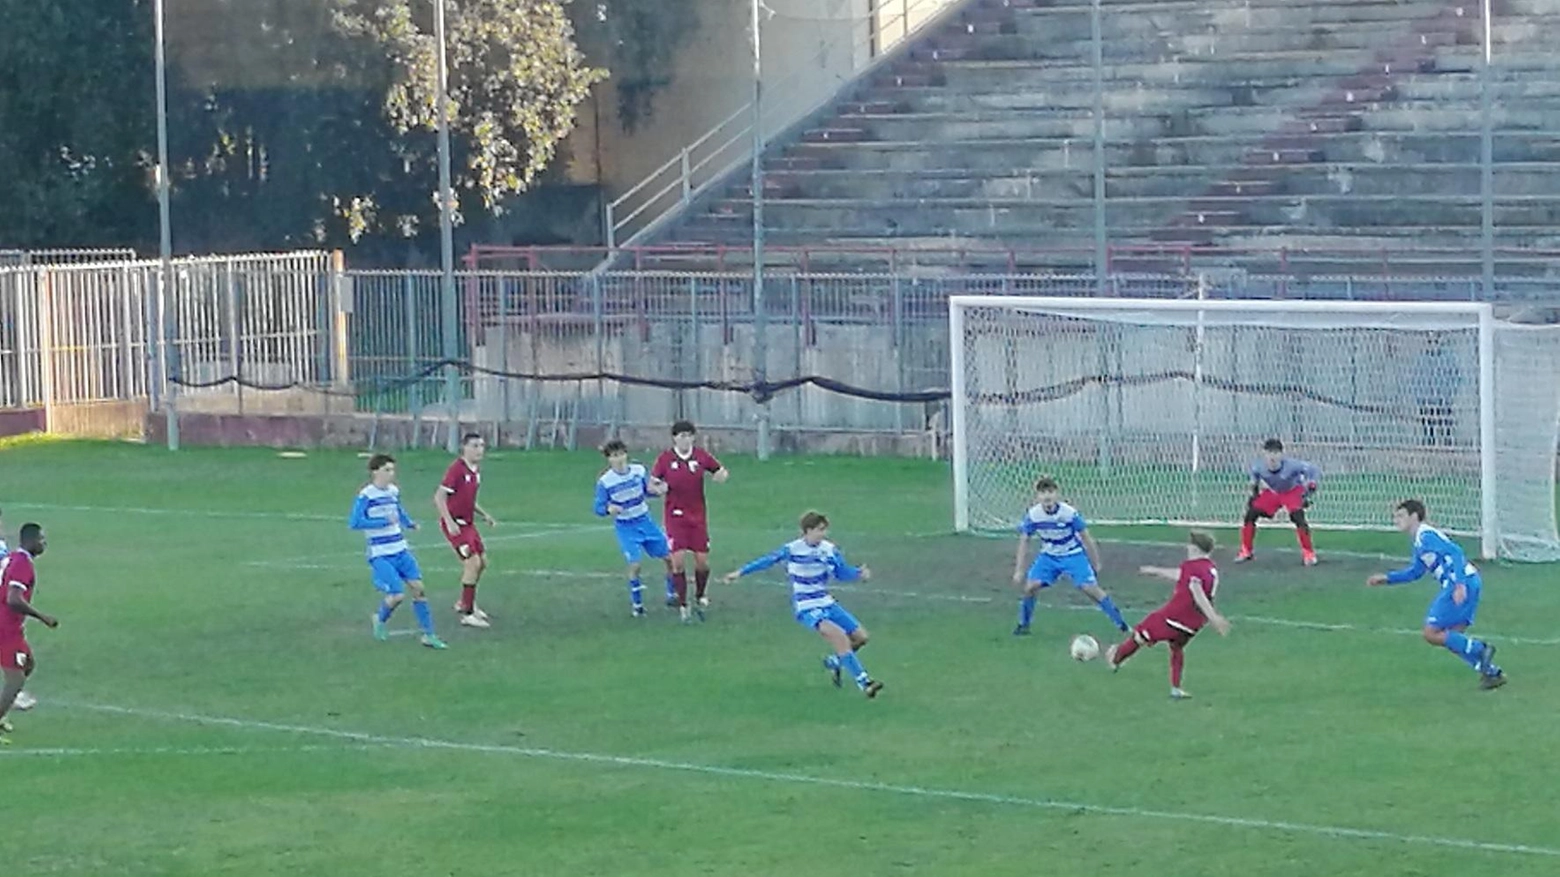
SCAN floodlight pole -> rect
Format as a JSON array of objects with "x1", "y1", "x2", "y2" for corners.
[
  {"x1": 435, "y1": 0, "x2": 460, "y2": 453},
  {"x1": 1479, "y1": 0, "x2": 1494, "y2": 298},
  {"x1": 154, "y1": 0, "x2": 178, "y2": 450},
  {"x1": 751, "y1": 0, "x2": 771, "y2": 461}
]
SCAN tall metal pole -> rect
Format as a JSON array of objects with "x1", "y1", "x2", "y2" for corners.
[
  {"x1": 1479, "y1": 0, "x2": 1494, "y2": 299},
  {"x1": 435, "y1": 0, "x2": 460, "y2": 453},
  {"x1": 1090, "y1": 0, "x2": 1107, "y2": 294},
  {"x1": 751, "y1": 0, "x2": 771, "y2": 460},
  {"x1": 154, "y1": 0, "x2": 178, "y2": 450}
]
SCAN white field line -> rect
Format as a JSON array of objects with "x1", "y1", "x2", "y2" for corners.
[
  {"x1": 54, "y1": 701, "x2": 1560, "y2": 860},
  {"x1": 253, "y1": 562, "x2": 1560, "y2": 646},
  {"x1": 259, "y1": 523, "x2": 607, "y2": 565},
  {"x1": 0, "y1": 743, "x2": 393, "y2": 759}
]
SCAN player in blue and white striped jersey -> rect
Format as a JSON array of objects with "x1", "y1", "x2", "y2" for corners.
[
  {"x1": 594, "y1": 440, "x2": 673, "y2": 617},
  {"x1": 1012, "y1": 475, "x2": 1128, "y2": 637},
  {"x1": 349, "y1": 454, "x2": 447, "y2": 650},
  {"x1": 1368, "y1": 499, "x2": 1505, "y2": 689},
  {"x1": 724, "y1": 511, "x2": 884, "y2": 698}
]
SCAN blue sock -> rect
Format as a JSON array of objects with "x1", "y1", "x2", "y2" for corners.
[
  {"x1": 665, "y1": 574, "x2": 676, "y2": 599},
  {"x1": 1444, "y1": 632, "x2": 1484, "y2": 671},
  {"x1": 629, "y1": 577, "x2": 644, "y2": 609},
  {"x1": 824, "y1": 654, "x2": 841, "y2": 671},
  {"x1": 1018, "y1": 595, "x2": 1037, "y2": 628},
  {"x1": 839, "y1": 651, "x2": 870, "y2": 689},
  {"x1": 1098, "y1": 596, "x2": 1129, "y2": 631},
  {"x1": 377, "y1": 601, "x2": 396, "y2": 623},
  {"x1": 411, "y1": 599, "x2": 434, "y2": 635}
]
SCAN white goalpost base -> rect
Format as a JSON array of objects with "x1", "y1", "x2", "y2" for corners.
[{"x1": 948, "y1": 295, "x2": 1560, "y2": 561}]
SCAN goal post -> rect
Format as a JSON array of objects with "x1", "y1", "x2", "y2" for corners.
[{"x1": 948, "y1": 295, "x2": 1560, "y2": 561}]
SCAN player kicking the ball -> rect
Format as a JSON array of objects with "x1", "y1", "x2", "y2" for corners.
[
  {"x1": 1107, "y1": 530, "x2": 1229, "y2": 700},
  {"x1": 724, "y1": 512, "x2": 884, "y2": 698},
  {"x1": 1237, "y1": 438, "x2": 1320, "y2": 566},
  {"x1": 1012, "y1": 476, "x2": 1129, "y2": 637},
  {"x1": 1367, "y1": 500, "x2": 1506, "y2": 690},
  {"x1": 652, "y1": 421, "x2": 729, "y2": 622},
  {"x1": 436, "y1": 432, "x2": 499, "y2": 629},
  {"x1": 0, "y1": 523, "x2": 58, "y2": 743},
  {"x1": 594, "y1": 440, "x2": 673, "y2": 617}
]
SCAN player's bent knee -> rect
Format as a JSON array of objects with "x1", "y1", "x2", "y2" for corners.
[
  {"x1": 1421, "y1": 626, "x2": 1446, "y2": 645},
  {"x1": 850, "y1": 628, "x2": 870, "y2": 647},
  {"x1": 406, "y1": 581, "x2": 425, "y2": 599}
]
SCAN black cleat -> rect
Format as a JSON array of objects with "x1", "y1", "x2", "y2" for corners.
[
  {"x1": 1012, "y1": 624, "x2": 1031, "y2": 636},
  {"x1": 1480, "y1": 670, "x2": 1508, "y2": 691},
  {"x1": 664, "y1": 595, "x2": 679, "y2": 608},
  {"x1": 864, "y1": 680, "x2": 884, "y2": 699},
  {"x1": 1478, "y1": 643, "x2": 1497, "y2": 675},
  {"x1": 824, "y1": 656, "x2": 842, "y2": 688}
]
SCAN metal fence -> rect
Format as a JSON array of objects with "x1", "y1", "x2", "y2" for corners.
[{"x1": 3, "y1": 260, "x2": 1557, "y2": 445}]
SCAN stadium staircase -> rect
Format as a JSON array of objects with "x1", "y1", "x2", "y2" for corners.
[{"x1": 635, "y1": 0, "x2": 1560, "y2": 279}]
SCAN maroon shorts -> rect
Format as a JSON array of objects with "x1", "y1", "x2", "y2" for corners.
[
  {"x1": 0, "y1": 637, "x2": 33, "y2": 674},
  {"x1": 665, "y1": 518, "x2": 710, "y2": 554},
  {"x1": 1133, "y1": 608, "x2": 1203, "y2": 647},
  {"x1": 1251, "y1": 485, "x2": 1307, "y2": 518},
  {"x1": 441, "y1": 520, "x2": 485, "y2": 559}
]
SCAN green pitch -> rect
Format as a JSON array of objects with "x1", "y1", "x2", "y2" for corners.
[{"x1": 1, "y1": 439, "x2": 1557, "y2": 876}]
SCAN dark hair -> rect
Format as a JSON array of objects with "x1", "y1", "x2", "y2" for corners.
[
  {"x1": 671, "y1": 420, "x2": 696, "y2": 437},
  {"x1": 799, "y1": 511, "x2": 829, "y2": 531},
  {"x1": 1262, "y1": 438, "x2": 1284, "y2": 453},
  {"x1": 601, "y1": 439, "x2": 628, "y2": 457},
  {"x1": 18, "y1": 523, "x2": 43, "y2": 545},
  {"x1": 1397, "y1": 499, "x2": 1428, "y2": 521},
  {"x1": 461, "y1": 432, "x2": 483, "y2": 447},
  {"x1": 1034, "y1": 474, "x2": 1059, "y2": 492},
  {"x1": 367, "y1": 453, "x2": 396, "y2": 472},
  {"x1": 1188, "y1": 529, "x2": 1215, "y2": 554}
]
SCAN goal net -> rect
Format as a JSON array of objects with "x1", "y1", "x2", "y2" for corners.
[{"x1": 949, "y1": 296, "x2": 1560, "y2": 561}]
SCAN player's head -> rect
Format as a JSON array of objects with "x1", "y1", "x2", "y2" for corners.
[
  {"x1": 671, "y1": 420, "x2": 697, "y2": 454},
  {"x1": 460, "y1": 432, "x2": 485, "y2": 464},
  {"x1": 367, "y1": 453, "x2": 397, "y2": 487},
  {"x1": 1033, "y1": 475, "x2": 1060, "y2": 508},
  {"x1": 1186, "y1": 529, "x2": 1214, "y2": 559},
  {"x1": 799, "y1": 510, "x2": 830, "y2": 545},
  {"x1": 601, "y1": 439, "x2": 629, "y2": 472},
  {"x1": 18, "y1": 522, "x2": 45, "y2": 557},
  {"x1": 1261, "y1": 438, "x2": 1285, "y2": 469},
  {"x1": 1393, "y1": 499, "x2": 1428, "y2": 532}
]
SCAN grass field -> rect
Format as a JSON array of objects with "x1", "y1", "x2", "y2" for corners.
[{"x1": 2, "y1": 439, "x2": 1558, "y2": 877}]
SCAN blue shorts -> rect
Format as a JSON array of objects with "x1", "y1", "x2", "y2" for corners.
[
  {"x1": 795, "y1": 602, "x2": 861, "y2": 635},
  {"x1": 1425, "y1": 576, "x2": 1481, "y2": 630},
  {"x1": 1028, "y1": 552, "x2": 1097, "y2": 588},
  {"x1": 614, "y1": 519, "x2": 670, "y2": 564},
  {"x1": 369, "y1": 551, "x2": 422, "y2": 595}
]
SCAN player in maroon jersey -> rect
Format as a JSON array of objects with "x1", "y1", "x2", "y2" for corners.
[
  {"x1": 435, "y1": 433, "x2": 499, "y2": 629},
  {"x1": 1105, "y1": 530, "x2": 1230, "y2": 700},
  {"x1": 0, "y1": 523, "x2": 58, "y2": 740},
  {"x1": 651, "y1": 421, "x2": 729, "y2": 622}
]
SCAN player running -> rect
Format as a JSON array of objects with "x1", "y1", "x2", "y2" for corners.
[
  {"x1": 350, "y1": 454, "x2": 447, "y2": 650},
  {"x1": 723, "y1": 511, "x2": 884, "y2": 699},
  {"x1": 1106, "y1": 530, "x2": 1230, "y2": 700},
  {"x1": 0, "y1": 523, "x2": 58, "y2": 742},
  {"x1": 1237, "y1": 438, "x2": 1320, "y2": 566},
  {"x1": 651, "y1": 421, "x2": 729, "y2": 622},
  {"x1": 435, "y1": 432, "x2": 499, "y2": 629},
  {"x1": 0, "y1": 509, "x2": 33, "y2": 714},
  {"x1": 1367, "y1": 500, "x2": 1506, "y2": 690},
  {"x1": 594, "y1": 440, "x2": 673, "y2": 618},
  {"x1": 1012, "y1": 475, "x2": 1129, "y2": 637}
]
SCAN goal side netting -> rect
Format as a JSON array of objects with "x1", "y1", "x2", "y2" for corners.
[{"x1": 949, "y1": 296, "x2": 1560, "y2": 561}]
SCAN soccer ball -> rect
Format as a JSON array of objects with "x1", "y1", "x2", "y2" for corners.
[{"x1": 1070, "y1": 634, "x2": 1101, "y2": 662}]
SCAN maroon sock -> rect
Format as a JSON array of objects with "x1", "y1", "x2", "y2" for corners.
[
  {"x1": 694, "y1": 569, "x2": 710, "y2": 600},
  {"x1": 460, "y1": 584, "x2": 477, "y2": 613},
  {"x1": 1113, "y1": 637, "x2": 1140, "y2": 666},
  {"x1": 672, "y1": 572, "x2": 688, "y2": 606},
  {"x1": 1169, "y1": 644, "x2": 1186, "y2": 688}
]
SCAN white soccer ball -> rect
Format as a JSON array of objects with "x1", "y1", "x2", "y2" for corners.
[{"x1": 1070, "y1": 634, "x2": 1101, "y2": 662}]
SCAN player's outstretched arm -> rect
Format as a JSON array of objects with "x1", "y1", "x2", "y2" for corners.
[
  {"x1": 1137, "y1": 565, "x2": 1180, "y2": 582},
  {"x1": 347, "y1": 496, "x2": 379, "y2": 530},
  {"x1": 828, "y1": 550, "x2": 869, "y2": 583},
  {"x1": 1189, "y1": 581, "x2": 1229, "y2": 635},
  {"x1": 1369, "y1": 554, "x2": 1426, "y2": 587},
  {"x1": 724, "y1": 546, "x2": 788, "y2": 582}
]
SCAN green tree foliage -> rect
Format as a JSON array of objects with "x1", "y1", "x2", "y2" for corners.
[
  {"x1": 0, "y1": 0, "x2": 156, "y2": 248},
  {"x1": 333, "y1": 0, "x2": 607, "y2": 237}
]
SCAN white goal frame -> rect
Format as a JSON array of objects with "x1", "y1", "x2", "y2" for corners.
[{"x1": 948, "y1": 296, "x2": 1500, "y2": 558}]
